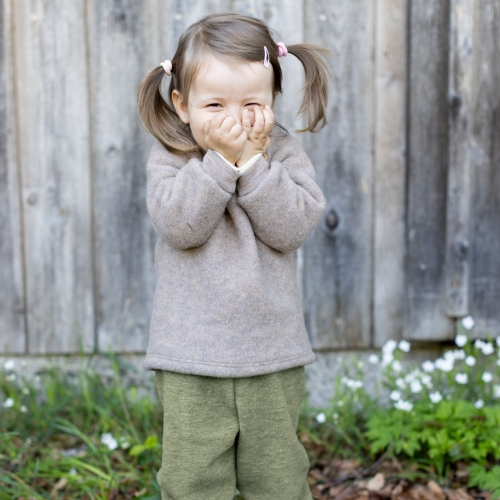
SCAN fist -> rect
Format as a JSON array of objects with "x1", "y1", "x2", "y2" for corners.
[{"x1": 203, "y1": 112, "x2": 247, "y2": 164}]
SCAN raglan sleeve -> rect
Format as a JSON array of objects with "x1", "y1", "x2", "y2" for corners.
[
  {"x1": 235, "y1": 135, "x2": 326, "y2": 253},
  {"x1": 146, "y1": 143, "x2": 240, "y2": 250}
]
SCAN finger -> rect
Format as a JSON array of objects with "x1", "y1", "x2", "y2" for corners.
[
  {"x1": 252, "y1": 106, "x2": 265, "y2": 134},
  {"x1": 218, "y1": 115, "x2": 237, "y2": 134},
  {"x1": 209, "y1": 111, "x2": 228, "y2": 132},
  {"x1": 262, "y1": 105, "x2": 275, "y2": 133},
  {"x1": 242, "y1": 109, "x2": 252, "y2": 132},
  {"x1": 228, "y1": 122, "x2": 244, "y2": 139}
]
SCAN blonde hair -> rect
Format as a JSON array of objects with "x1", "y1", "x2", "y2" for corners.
[{"x1": 137, "y1": 13, "x2": 331, "y2": 154}]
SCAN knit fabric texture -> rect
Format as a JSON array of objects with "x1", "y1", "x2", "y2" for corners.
[{"x1": 144, "y1": 131, "x2": 326, "y2": 377}]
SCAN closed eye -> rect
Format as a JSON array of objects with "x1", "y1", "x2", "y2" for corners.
[{"x1": 207, "y1": 103, "x2": 222, "y2": 107}]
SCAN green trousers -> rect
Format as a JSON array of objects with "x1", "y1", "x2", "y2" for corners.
[{"x1": 154, "y1": 365, "x2": 313, "y2": 500}]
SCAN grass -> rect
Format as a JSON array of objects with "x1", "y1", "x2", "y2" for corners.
[{"x1": 0, "y1": 354, "x2": 341, "y2": 500}]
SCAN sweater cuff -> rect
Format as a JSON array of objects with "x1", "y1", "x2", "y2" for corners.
[
  {"x1": 236, "y1": 155, "x2": 270, "y2": 197},
  {"x1": 238, "y1": 153, "x2": 262, "y2": 174},
  {"x1": 201, "y1": 149, "x2": 240, "y2": 193}
]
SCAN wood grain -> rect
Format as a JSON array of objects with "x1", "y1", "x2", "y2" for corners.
[
  {"x1": 0, "y1": 0, "x2": 26, "y2": 352},
  {"x1": 13, "y1": 0, "x2": 94, "y2": 353}
]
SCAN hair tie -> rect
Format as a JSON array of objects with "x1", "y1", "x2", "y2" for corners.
[
  {"x1": 263, "y1": 46, "x2": 270, "y2": 68},
  {"x1": 160, "y1": 60, "x2": 172, "y2": 75},
  {"x1": 277, "y1": 42, "x2": 288, "y2": 57}
]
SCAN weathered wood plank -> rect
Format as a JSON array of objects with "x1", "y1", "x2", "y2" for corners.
[
  {"x1": 445, "y1": 0, "x2": 474, "y2": 317},
  {"x1": 88, "y1": 0, "x2": 161, "y2": 351},
  {"x1": 13, "y1": 0, "x2": 94, "y2": 353},
  {"x1": 0, "y1": 0, "x2": 26, "y2": 353},
  {"x1": 404, "y1": 0, "x2": 452, "y2": 340},
  {"x1": 302, "y1": 0, "x2": 374, "y2": 348},
  {"x1": 468, "y1": 0, "x2": 500, "y2": 337},
  {"x1": 372, "y1": 0, "x2": 408, "y2": 347}
]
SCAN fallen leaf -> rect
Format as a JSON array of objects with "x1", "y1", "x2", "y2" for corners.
[
  {"x1": 427, "y1": 480, "x2": 446, "y2": 500},
  {"x1": 367, "y1": 473, "x2": 386, "y2": 491},
  {"x1": 50, "y1": 477, "x2": 67, "y2": 498}
]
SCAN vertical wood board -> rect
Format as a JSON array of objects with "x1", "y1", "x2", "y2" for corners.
[
  {"x1": 302, "y1": 0, "x2": 374, "y2": 348},
  {"x1": 372, "y1": 0, "x2": 408, "y2": 347},
  {"x1": 404, "y1": 0, "x2": 452, "y2": 340},
  {"x1": 0, "y1": 0, "x2": 26, "y2": 352},
  {"x1": 468, "y1": 0, "x2": 500, "y2": 336},
  {"x1": 13, "y1": 0, "x2": 94, "y2": 353},
  {"x1": 88, "y1": 0, "x2": 160, "y2": 352},
  {"x1": 445, "y1": 0, "x2": 474, "y2": 317}
]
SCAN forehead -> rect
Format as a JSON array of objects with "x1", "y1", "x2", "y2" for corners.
[{"x1": 189, "y1": 54, "x2": 273, "y2": 99}]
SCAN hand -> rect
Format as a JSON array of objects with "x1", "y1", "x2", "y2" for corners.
[
  {"x1": 237, "y1": 105, "x2": 274, "y2": 167},
  {"x1": 203, "y1": 112, "x2": 247, "y2": 164}
]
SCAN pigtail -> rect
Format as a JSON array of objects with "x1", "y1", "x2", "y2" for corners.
[
  {"x1": 285, "y1": 44, "x2": 331, "y2": 133},
  {"x1": 137, "y1": 66, "x2": 199, "y2": 153}
]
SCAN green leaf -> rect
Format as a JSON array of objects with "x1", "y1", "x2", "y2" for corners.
[
  {"x1": 145, "y1": 435, "x2": 158, "y2": 449},
  {"x1": 129, "y1": 444, "x2": 146, "y2": 456}
]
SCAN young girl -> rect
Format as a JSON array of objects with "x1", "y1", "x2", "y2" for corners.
[{"x1": 137, "y1": 12, "x2": 330, "y2": 500}]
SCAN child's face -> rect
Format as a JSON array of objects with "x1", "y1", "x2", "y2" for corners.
[{"x1": 172, "y1": 54, "x2": 274, "y2": 152}]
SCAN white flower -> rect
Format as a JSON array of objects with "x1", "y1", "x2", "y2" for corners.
[
  {"x1": 396, "y1": 378, "x2": 406, "y2": 390},
  {"x1": 410, "y1": 380, "x2": 423, "y2": 393},
  {"x1": 394, "y1": 400, "x2": 413, "y2": 411},
  {"x1": 368, "y1": 354, "x2": 379, "y2": 364},
  {"x1": 494, "y1": 385, "x2": 500, "y2": 398},
  {"x1": 421, "y1": 374, "x2": 432, "y2": 387},
  {"x1": 69, "y1": 468, "x2": 78, "y2": 476},
  {"x1": 390, "y1": 390, "x2": 402, "y2": 401},
  {"x1": 435, "y1": 357, "x2": 454, "y2": 372},
  {"x1": 4, "y1": 360, "x2": 15, "y2": 370},
  {"x1": 22, "y1": 387, "x2": 30, "y2": 395},
  {"x1": 346, "y1": 379, "x2": 363, "y2": 389},
  {"x1": 316, "y1": 412, "x2": 326, "y2": 423},
  {"x1": 332, "y1": 412, "x2": 339, "y2": 423},
  {"x1": 462, "y1": 316, "x2": 475, "y2": 330},
  {"x1": 20, "y1": 405, "x2": 27, "y2": 413},
  {"x1": 482, "y1": 372, "x2": 493, "y2": 383},
  {"x1": 455, "y1": 373, "x2": 468, "y2": 384},
  {"x1": 465, "y1": 356, "x2": 476, "y2": 367},
  {"x1": 455, "y1": 334, "x2": 468, "y2": 347},
  {"x1": 381, "y1": 352, "x2": 394, "y2": 366},
  {"x1": 392, "y1": 360, "x2": 402, "y2": 372},
  {"x1": 429, "y1": 391, "x2": 443, "y2": 403},
  {"x1": 6, "y1": 374, "x2": 16, "y2": 382},
  {"x1": 398, "y1": 340, "x2": 411, "y2": 353},
  {"x1": 474, "y1": 399, "x2": 484, "y2": 409},
  {"x1": 382, "y1": 339, "x2": 398, "y2": 354},
  {"x1": 481, "y1": 343, "x2": 494, "y2": 356},
  {"x1": 422, "y1": 360, "x2": 435, "y2": 373},
  {"x1": 101, "y1": 433, "x2": 118, "y2": 451},
  {"x1": 3, "y1": 398, "x2": 14, "y2": 408},
  {"x1": 445, "y1": 349, "x2": 465, "y2": 361},
  {"x1": 120, "y1": 439, "x2": 131, "y2": 449}
]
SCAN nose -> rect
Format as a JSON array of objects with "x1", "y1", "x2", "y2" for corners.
[{"x1": 226, "y1": 106, "x2": 243, "y2": 125}]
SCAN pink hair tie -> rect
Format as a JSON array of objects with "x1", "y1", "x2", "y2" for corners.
[
  {"x1": 160, "y1": 60, "x2": 172, "y2": 75},
  {"x1": 277, "y1": 42, "x2": 288, "y2": 57}
]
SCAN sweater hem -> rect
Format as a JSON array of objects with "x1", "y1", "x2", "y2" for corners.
[{"x1": 143, "y1": 350, "x2": 316, "y2": 378}]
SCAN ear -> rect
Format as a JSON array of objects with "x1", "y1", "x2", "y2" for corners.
[{"x1": 172, "y1": 89, "x2": 190, "y2": 124}]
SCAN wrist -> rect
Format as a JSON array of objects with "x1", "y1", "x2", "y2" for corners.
[
  {"x1": 212, "y1": 149, "x2": 236, "y2": 165},
  {"x1": 236, "y1": 151, "x2": 263, "y2": 167}
]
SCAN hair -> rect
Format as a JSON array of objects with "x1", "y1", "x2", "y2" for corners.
[{"x1": 137, "y1": 12, "x2": 331, "y2": 154}]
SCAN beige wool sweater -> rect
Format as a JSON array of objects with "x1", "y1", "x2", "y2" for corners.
[{"x1": 144, "y1": 130, "x2": 326, "y2": 378}]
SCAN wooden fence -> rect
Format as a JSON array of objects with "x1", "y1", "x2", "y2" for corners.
[{"x1": 1, "y1": 0, "x2": 499, "y2": 356}]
